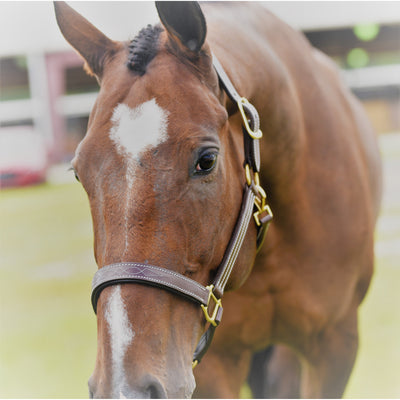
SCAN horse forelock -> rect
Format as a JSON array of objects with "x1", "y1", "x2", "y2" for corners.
[{"x1": 127, "y1": 24, "x2": 164, "y2": 76}]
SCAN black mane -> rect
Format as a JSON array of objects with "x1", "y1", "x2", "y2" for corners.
[{"x1": 127, "y1": 24, "x2": 164, "y2": 76}]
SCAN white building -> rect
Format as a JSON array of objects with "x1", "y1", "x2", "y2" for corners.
[{"x1": 1, "y1": 2, "x2": 399, "y2": 162}]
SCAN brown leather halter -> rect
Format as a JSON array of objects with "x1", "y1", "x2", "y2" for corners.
[{"x1": 91, "y1": 54, "x2": 273, "y2": 368}]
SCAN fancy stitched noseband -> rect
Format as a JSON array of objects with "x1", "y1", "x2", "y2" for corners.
[{"x1": 91, "y1": 54, "x2": 273, "y2": 368}]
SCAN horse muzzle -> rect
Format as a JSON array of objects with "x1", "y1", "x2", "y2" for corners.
[
  {"x1": 89, "y1": 372, "x2": 195, "y2": 399},
  {"x1": 89, "y1": 368, "x2": 196, "y2": 399},
  {"x1": 89, "y1": 283, "x2": 197, "y2": 399}
]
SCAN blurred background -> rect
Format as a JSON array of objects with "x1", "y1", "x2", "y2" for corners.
[{"x1": 0, "y1": 1, "x2": 399, "y2": 398}]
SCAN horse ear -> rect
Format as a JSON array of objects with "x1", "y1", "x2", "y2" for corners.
[
  {"x1": 54, "y1": 1, "x2": 117, "y2": 77},
  {"x1": 155, "y1": 1, "x2": 206, "y2": 53}
]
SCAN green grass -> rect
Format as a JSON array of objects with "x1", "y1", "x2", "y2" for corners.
[
  {"x1": 0, "y1": 183, "x2": 97, "y2": 398},
  {"x1": 345, "y1": 135, "x2": 400, "y2": 398},
  {"x1": 344, "y1": 259, "x2": 400, "y2": 398},
  {"x1": 1, "y1": 138, "x2": 399, "y2": 398}
]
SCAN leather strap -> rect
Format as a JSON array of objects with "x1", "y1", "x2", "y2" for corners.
[
  {"x1": 192, "y1": 324, "x2": 217, "y2": 367},
  {"x1": 212, "y1": 55, "x2": 241, "y2": 103},
  {"x1": 92, "y1": 263, "x2": 210, "y2": 313},
  {"x1": 213, "y1": 53, "x2": 269, "y2": 250},
  {"x1": 213, "y1": 54, "x2": 261, "y2": 173},
  {"x1": 212, "y1": 185, "x2": 256, "y2": 298}
]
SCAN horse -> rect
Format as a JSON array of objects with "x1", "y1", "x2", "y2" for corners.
[{"x1": 54, "y1": 1, "x2": 382, "y2": 398}]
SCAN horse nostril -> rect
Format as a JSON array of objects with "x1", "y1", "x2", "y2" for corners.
[
  {"x1": 148, "y1": 385, "x2": 164, "y2": 399},
  {"x1": 143, "y1": 375, "x2": 167, "y2": 399}
]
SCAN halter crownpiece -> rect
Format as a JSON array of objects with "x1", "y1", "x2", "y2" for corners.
[{"x1": 91, "y1": 55, "x2": 273, "y2": 368}]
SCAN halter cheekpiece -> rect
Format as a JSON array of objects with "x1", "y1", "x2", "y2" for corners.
[{"x1": 91, "y1": 54, "x2": 273, "y2": 368}]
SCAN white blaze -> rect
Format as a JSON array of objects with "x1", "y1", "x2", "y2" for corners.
[
  {"x1": 110, "y1": 99, "x2": 169, "y2": 163},
  {"x1": 109, "y1": 99, "x2": 169, "y2": 256},
  {"x1": 105, "y1": 285, "x2": 134, "y2": 397}
]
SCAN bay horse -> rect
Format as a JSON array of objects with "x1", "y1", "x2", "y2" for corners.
[{"x1": 55, "y1": 1, "x2": 382, "y2": 398}]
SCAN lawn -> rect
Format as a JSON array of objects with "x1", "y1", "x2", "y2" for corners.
[
  {"x1": 0, "y1": 134, "x2": 399, "y2": 398},
  {"x1": 0, "y1": 183, "x2": 97, "y2": 398},
  {"x1": 344, "y1": 134, "x2": 400, "y2": 398}
]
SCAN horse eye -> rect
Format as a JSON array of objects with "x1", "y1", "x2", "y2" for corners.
[{"x1": 196, "y1": 152, "x2": 218, "y2": 173}]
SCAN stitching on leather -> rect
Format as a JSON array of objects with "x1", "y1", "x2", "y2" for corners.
[
  {"x1": 96, "y1": 262, "x2": 206, "y2": 288},
  {"x1": 92, "y1": 263, "x2": 209, "y2": 303}
]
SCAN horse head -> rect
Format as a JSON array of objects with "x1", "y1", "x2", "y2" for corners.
[{"x1": 55, "y1": 2, "x2": 259, "y2": 397}]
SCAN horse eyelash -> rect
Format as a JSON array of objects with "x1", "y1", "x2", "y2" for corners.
[{"x1": 68, "y1": 166, "x2": 80, "y2": 182}]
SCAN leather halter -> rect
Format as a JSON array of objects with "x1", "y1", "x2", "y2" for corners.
[{"x1": 91, "y1": 54, "x2": 273, "y2": 368}]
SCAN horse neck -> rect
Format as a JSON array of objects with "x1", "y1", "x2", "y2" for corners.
[{"x1": 221, "y1": 51, "x2": 306, "y2": 208}]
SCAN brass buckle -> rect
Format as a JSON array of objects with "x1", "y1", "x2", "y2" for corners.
[
  {"x1": 253, "y1": 183, "x2": 273, "y2": 226},
  {"x1": 200, "y1": 285, "x2": 222, "y2": 327},
  {"x1": 245, "y1": 164, "x2": 273, "y2": 226},
  {"x1": 237, "y1": 97, "x2": 263, "y2": 140},
  {"x1": 254, "y1": 202, "x2": 273, "y2": 227}
]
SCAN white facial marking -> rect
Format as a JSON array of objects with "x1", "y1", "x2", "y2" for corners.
[
  {"x1": 109, "y1": 99, "x2": 169, "y2": 256},
  {"x1": 105, "y1": 285, "x2": 134, "y2": 397},
  {"x1": 110, "y1": 99, "x2": 169, "y2": 162}
]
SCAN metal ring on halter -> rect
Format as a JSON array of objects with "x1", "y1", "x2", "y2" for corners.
[{"x1": 237, "y1": 97, "x2": 263, "y2": 139}]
